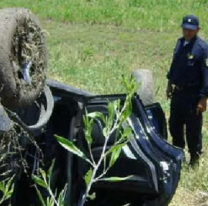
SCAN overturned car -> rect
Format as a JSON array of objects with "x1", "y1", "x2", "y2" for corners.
[{"x1": 0, "y1": 8, "x2": 183, "y2": 206}]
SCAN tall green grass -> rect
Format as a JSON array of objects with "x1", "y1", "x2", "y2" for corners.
[
  {"x1": 1, "y1": 0, "x2": 208, "y2": 32},
  {"x1": 44, "y1": 21, "x2": 176, "y2": 105}
]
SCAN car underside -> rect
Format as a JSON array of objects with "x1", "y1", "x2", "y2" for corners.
[{"x1": 3, "y1": 80, "x2": 183, "y2": 206}]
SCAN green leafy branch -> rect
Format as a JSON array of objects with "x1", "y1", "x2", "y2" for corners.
[
  {"x1": 55, "y1": 77, "x2": 136, "y2": 206},
  {"x1": 32, "y1": 160, "x2": 67, "y2": 206},
  {"x1": 0, "y1": 175, "x2": 15, "y2": 205}
]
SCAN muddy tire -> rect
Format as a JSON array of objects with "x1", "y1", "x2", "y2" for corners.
[
  {"x1": 0, "y1": 8, "x2": 47, "y2": 108},
  {"x1": 132, "y1": 69, "x2": 154, "y2": 106}
]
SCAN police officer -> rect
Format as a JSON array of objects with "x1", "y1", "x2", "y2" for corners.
[{"x1": 166, "y1": 15, "x2": 208, "y2": 166}]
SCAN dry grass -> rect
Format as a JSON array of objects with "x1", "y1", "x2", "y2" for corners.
[{"x1": 170, "y1": 187, "x2": 199, "y2": 206}]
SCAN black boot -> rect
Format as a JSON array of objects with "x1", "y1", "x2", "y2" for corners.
[{"x1": 189, "y1": 153, "x2": 200, "y2": 168}]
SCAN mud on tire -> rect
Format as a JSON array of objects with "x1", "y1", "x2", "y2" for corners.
[{"x1": 0, "y1": 8, "x2": 47, "y2": 108}]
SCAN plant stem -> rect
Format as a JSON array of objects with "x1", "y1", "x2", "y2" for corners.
[
  {"x1": 80, "y1": 135, "x2": 109, "y2": 206},
  {"x1": 79, "y1": 103, "x2": 128, "y2": 206},
  {"x1": 48, "y1": 186, "x2": 60, "y2": 206}
]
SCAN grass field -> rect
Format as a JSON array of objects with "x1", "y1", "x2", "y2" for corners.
[
  {"x1": 1, "y1": 0, "x2": 208, "y2": 205},
  {"x1": 43, "y1": 22, "x2": 208, "y2": 206}
]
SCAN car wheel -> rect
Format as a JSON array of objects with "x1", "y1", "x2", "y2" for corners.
[
  {"x1": 132, "y1": 69, "x2": 154, "y2": 106},
  {"x1": 0, "y1": 8, "x2": 47, "y2": 108}
]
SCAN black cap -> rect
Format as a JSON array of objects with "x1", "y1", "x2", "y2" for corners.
[{"x1": 181, "y1": 15, "x2": 199, "y2": 30}]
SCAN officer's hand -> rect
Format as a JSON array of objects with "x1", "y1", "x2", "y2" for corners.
[
  {"x1": 197, "y1": 97, "x2": 207, "y2": 114},
  {"x1": 166, "y1": 81, "x2": 173, "y2": 99}
]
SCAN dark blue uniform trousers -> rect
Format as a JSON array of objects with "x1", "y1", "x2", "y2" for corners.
[{"x1": 169, "y1": 89, "x2": 202, "y2": 156}]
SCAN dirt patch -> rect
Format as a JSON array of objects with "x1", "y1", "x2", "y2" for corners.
[{"x1": 170, "y1": 187, "x2": 200, "y2": 206}]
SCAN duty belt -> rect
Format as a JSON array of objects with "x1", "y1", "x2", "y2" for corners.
[{"x1": 174, "y1": 84, "x2": 200, "y2": 92}]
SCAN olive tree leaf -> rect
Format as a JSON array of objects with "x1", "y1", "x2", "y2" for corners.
[
  {"x1": 32, "y1": 175, "x2": 47, "y2": 189},
  {"x1": 55, "y1": 135, "x2": 90, "y2": 163},
  {"x1": 83, "y1": 116, "x2": 93, "y2": 146},
  {"x1": 2, "y1": 176, "x2": 14, "y2": 201},
  {"x1": 107, "y1": 127, "x2": 132, "y2": 168},
  {"x1": 47, "y1": 159, "x2": 55, "y2": 183},
  {"x1": 123, "y1": 75, "x2": 138, "y2": 93},
  {"x1": 58, "y1": 185, "x2": 68, "y2": 206},
  {"x1": 88, "y1": 192, "x2": 96, "y2": 200},
  {"x1": 121, "y1": 127, "x2": 132, "y2": 140},
  {"x1": 34, "y1": 185, "x2": 46, "y2": 206},
  {"x1": 39, "y1": 168, "x2": 47, "y2": 182},
  {"x1": 102, "y1": 127, "x2": 108, "y2": 137},
  {"x1": 107, "y1": 141, "x2": 128, "y2": 155},
  {"x1": 109, "y1": 147, "x2": 122, "y2": 167},
  {"x1": 0, "y1": 182, "x2": 3, "y2": 192},
  {"x1": 86, "y1": 112, "x2": 106, "y2": 123},
  {"x1": 107, "y1": 102, "x2": 115, "y2": 127},
  {"x1": 46, "y1": 196, "x2": 54, "y2": 206},
  {"x1": 122, "y1": 75, "x2": 130, "y2": 91},
  {"x1": 99, "y1": 176, "x2": 133, "y2": 182},
  {"x1": 84, "y1": 168, "x2": 93, "y2": 186},
  {"x1": 121, "y1": 101, "x2": 132, "y2": 122},
  {"x1": 108, "y1": 102, "x2": 114, "y2": 118}
]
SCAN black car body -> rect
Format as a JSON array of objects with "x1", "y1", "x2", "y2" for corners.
[
  {"x1": 0, "y1": 7, "x2": 183, "y2": 206},
  {"x1": 10, "y1": 80, "x2": 183, "y2": 206}
]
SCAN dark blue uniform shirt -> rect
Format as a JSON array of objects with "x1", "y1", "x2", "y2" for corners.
[{"x1": 167, "y1": 36, "x2": 208, "y2": 98}]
